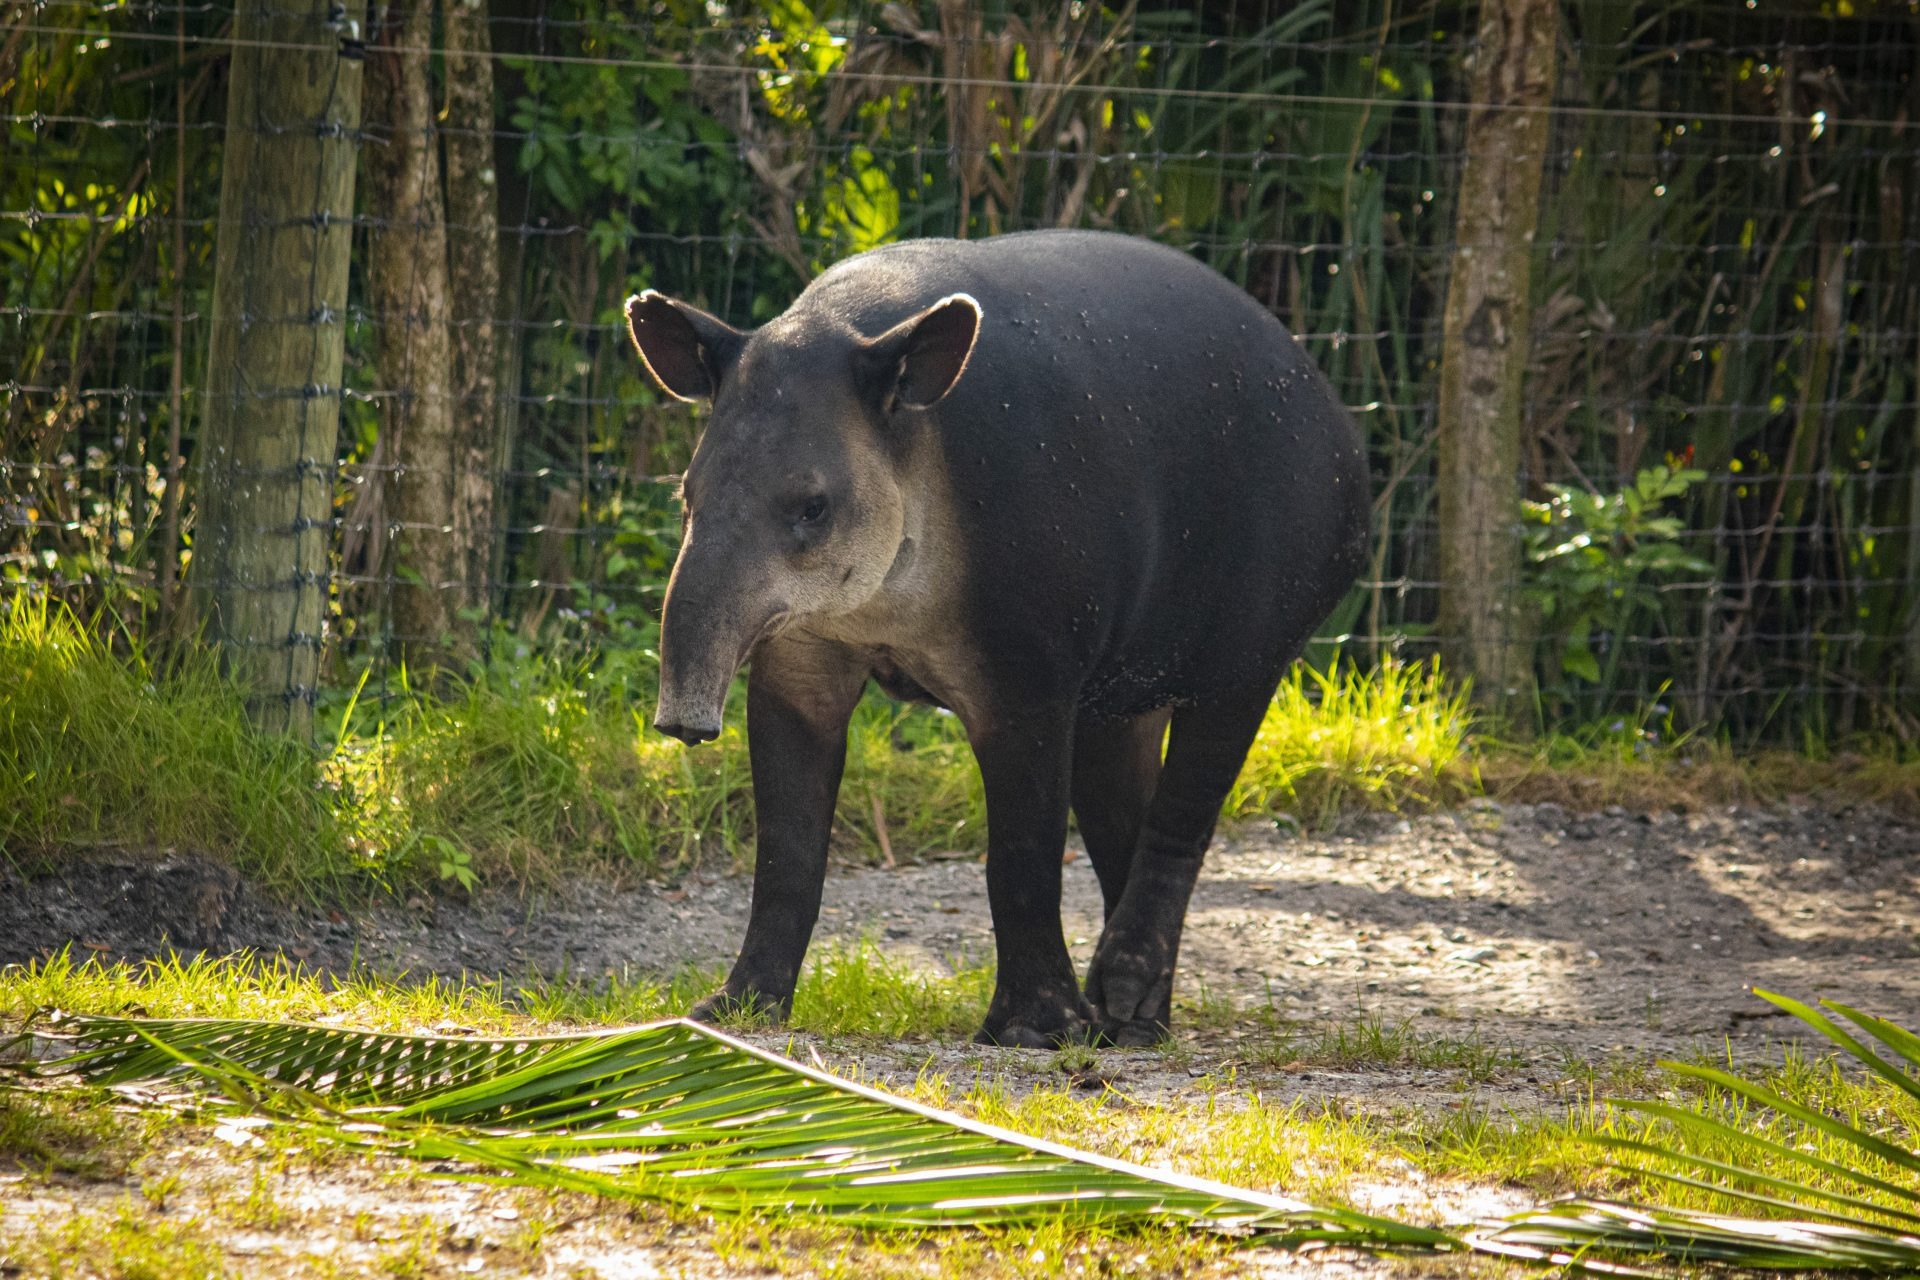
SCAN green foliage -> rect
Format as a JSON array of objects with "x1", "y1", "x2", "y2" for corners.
[
  {"x1": 1475, "y1": 991, "x2": 1920, "y2": 1271},
  {"x1": 504, "y1": 0, "x2": 750, "y2": 257},
  {"x1": 1523, "y1": 464, "x2": 1712, "y2": 703}
]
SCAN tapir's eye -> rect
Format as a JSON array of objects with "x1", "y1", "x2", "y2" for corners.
[{"x1": 797, "y1": 495, "x2": 829, "y2": 524}]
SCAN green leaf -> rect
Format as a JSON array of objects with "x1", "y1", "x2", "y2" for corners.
[
  {"x1": 31, "y1": 1014, "x2": 1455, "y2": 1247},
  {"x1": 1473, "y1": 989, "x2": 1920, "y2": 1271}
]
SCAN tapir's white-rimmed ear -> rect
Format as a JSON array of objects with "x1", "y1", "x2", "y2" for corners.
[
  {"x1": 624, "y1": 291, "x2": 749, "y2": 402},
  {"x1": 860, "y1": 293, "x2": 982, "y2": 412}
]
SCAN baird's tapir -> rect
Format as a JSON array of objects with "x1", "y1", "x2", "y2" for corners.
[{"x1": 625, "y1": 229, "x2": 1367, "y2": 1047}]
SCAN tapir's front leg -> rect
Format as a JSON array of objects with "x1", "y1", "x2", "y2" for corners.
[
  {"x1": 689, "y1": 636, "x2": 868, "y2": 1024},
  {"x1": 967, "y1": 701, "x2": 1096, "y2": 1048}
]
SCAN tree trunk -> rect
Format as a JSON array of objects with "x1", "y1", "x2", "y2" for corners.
[
  {"x1": 1434, "y1": 0, "x2": 1557, "y2": 722},
  {"x1": 442, "y1": 0, "x2": 502, "y2": 621},
  {"x1": 189, "y1": 0, "x2": 367, "y2": 737},
  {"x1": 366, "y1": 0, "x2": 465, "y2": 670}
]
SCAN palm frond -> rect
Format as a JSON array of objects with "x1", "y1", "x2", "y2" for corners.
[
  {"x1": 30, "y1": 1013, "x2": 1454, "y2": 1246},
  {"x1": 1474, "y1": 1198, "x2": 1920, "y2": 1272},
  {"x1": 33, "y1": 989, "x2": 1920, "y2": 1272},
  {"x1": 1470, "y1": 988, "x2": 1920, "y2": 1272}
]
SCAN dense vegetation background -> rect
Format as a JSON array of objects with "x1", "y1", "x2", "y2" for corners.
[{"x1": 3, "y1": 0, "x2": 1915, "y2": 749}]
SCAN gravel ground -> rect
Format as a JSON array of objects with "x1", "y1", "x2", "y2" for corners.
[{"x1": 8, "y1": 799, "x2": 1915, "y2": 1061}]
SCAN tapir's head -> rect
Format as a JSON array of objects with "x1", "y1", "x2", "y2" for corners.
[{"x1": 624, "y1": 288, "x2": 981, "y2": 745}]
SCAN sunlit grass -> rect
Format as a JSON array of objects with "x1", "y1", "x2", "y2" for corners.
[
  {"x1": 1239, "y1": 1012, "x2": 1523, "y2": 1084},
  {"x1": 0, "y1": 599, "x2": 984, "y2": 896},
  {"x1": 0, "y1": 593, "x2": 346, "y2": 893},
  {"x1": 0, "y1": 1084, "x2": 140, "y2": 1181},
  {"x1": 0, "y1": 1200, "x2": 237, "y2": 1280},
  {"x1": 1227, "y1": 658, "x2": 1476, "y2": 826},
  {"x1": 0, "y1": 942, "x2": 990, "y2": 1043},
  {"x1": 791, "y1": 937, "x2": 995, "y2": 1039}
]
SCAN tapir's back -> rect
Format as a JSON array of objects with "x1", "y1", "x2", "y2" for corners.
[{"x1": 795, "y1": 230, "x2": 1369, "y2": 709}]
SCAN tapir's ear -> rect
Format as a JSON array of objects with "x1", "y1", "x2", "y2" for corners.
[
  {"x1": 624, "y1": 291, "x2": 748, "y2": 402},
  {"x1": 859, "y1": 293, "x2": 982, "y2": 412}
]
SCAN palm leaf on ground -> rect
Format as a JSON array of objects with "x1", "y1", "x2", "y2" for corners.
[
  {"x1": 22, "y1": 1012, "x2": 1453, "y2": 1246},
  {"x1": 23, "y1": 989, "x2": 1920, "y2": 1271},
  {"x1": 1470, "y1": 989, "x2": 1920, "y2": 1271}
]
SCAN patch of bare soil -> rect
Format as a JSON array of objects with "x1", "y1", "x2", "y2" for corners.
[{"x1": 5, "y1": 800, "x2": 1917, "y2": 1278}]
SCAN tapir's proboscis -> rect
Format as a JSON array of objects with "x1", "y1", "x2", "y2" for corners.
[{"x1": 626, "y1": 230, "x2": 1368, "y2": 1047}]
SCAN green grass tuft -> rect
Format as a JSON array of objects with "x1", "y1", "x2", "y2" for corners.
[
  {"x1": 790, "y1": 937, "x2": 994, "y2": 1039},
  {"x1": 0, "y1": 1200, "x2": 238, "y2": 1280},
  {"x1": 1227, "y1": 658, "x2": 1475, "y2": 826},
  {"x1": 1242, "y1": 1013, "x2": 1521, "y2": 1083},
  {"x1": 0, "y1": 1086, "x2": 137, "y2": 1180}
]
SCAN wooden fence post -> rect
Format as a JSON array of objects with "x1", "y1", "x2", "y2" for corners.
[
  {"x1": 1435, "y1": 0, "x2": 1558, "y2": 721},
  {"x1": 189, "y1": 0, "x2": 367, "y2": 736}
]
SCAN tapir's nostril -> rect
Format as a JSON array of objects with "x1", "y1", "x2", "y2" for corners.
[{"x1": 655, "y1": 718, "x2": 721, "y2": 746}]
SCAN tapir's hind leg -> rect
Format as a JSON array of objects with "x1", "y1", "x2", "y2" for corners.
[
  {"x1": 1084, "y1": 681, "x2": 1275, "y2": 1046},
  {"x1": 1070, "y1": 708, "x2": 1170, "y2": 921}
]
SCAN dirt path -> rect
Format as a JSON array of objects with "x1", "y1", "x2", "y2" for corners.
[{"x1": 9, "y1": 799, "x2": 1918, "y2": 1061}]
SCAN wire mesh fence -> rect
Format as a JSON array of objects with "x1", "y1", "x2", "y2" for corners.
[{"x1": 3, "y1": 0, "x2": 1917, "y2": 745}]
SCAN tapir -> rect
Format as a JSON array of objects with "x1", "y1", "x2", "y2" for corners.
[{"x1": 625, "y1": 229, "x2": 1367, "y2": 1047}]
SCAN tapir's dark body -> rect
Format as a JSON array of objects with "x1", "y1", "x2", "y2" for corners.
[{"x1": 628, "y1": 230, "x2": 1367, "y2": 1046}]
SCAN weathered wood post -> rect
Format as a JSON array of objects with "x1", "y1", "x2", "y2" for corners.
[
  {"x1": 366, "y1": 0, "x2": 462, "y2": 670},
  {"x1": 1435, "y1": 0, "x2": 1558, "y2": 720},
  {"x1": 189, "y1": 0, "x2": 367, "y2": 736},
  {"x1": 442, "y1": 0, "x2": 504, "y2": 625}
]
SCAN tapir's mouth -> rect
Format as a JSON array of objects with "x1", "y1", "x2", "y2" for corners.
[{"x1": 654, "y1": 718, "x2": 719, "y2": 746}]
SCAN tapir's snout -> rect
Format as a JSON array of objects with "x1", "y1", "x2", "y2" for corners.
[
  {"x1": 653, "y1": 543, "x2": 757, "y2": 750},
  {"x1": 654, "y1": 716, "x2": 721, "y2": 746}
]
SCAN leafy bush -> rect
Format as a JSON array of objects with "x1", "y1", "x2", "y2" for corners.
[{"x1": 1523, "y1": 464, "x2": 1712, "y2": 708}]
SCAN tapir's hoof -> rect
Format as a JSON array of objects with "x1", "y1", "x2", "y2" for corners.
[
  {"x1": 1085, "y1": 950, "x2": 1174, "y2": 1048},
  {"x1": 688, "y1": 988, "x2": 787, "y2": 1026},
  {"x1": 973, "y1": 990, "x2": 1095, "y2": 1049},
  {"x1": 1094, "y1": 1016, "x2": 1171, "y2": 1048}
]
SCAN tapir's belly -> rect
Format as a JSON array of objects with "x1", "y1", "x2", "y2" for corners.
[{"x1": 869, "y1": 655, "x2": 946, "y2": 708}]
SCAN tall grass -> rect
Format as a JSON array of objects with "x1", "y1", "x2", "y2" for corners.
[
  {"x1": 0, "y1": 594, "x2": 344, "y2": 890},
  {"x1": 0, "y1": 599, "x2": 988, "y2": 895},
  {"x1": 4, "y1": 601, "x2": 1482, "y2": 899},
  {"x1": 1228, "y1": 659, "x2": 1475, "y2": 825}
]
